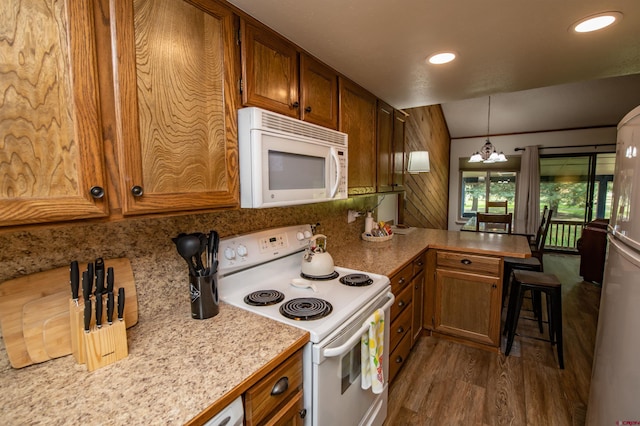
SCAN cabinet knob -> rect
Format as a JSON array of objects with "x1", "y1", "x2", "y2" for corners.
[
  {"x1": 492, "y1": 284, "x2": 497, "y2": 289},
  {"x1": 398, "y1": 277, "x2": 405, "y2": 285},
  {"x1": 398, "y1": 300, "x2": 405, "y2": 308},
  {"x1": 397, "y1": 326, "x2": 404, "y2": 334},
  {"x1": 299, "y1": 409, "x2": 307, "y2": 419},
  {"x1": 89, "y1": 186, "x2": 105, "y2": 199},
  {"x1": 292, "y1": 101, "x2": 299, "y2": 108},
  {"x1": 395, "y1": 356, "x2": 403, "y2": 364},
  {"x1": 460, "y1": 259, "x2": 472, "y2": 265},
  {"x1": 270, "y1": 376, "x2": 289, "y2": 396},
  {"x1": 304, "y1": 106, "x2": 312, "y2": 113},
  {"x1": 131, "y1": 185, "x2": 144, "y2": 197}
]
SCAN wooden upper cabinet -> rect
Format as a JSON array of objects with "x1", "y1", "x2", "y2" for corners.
[
  {"x1": 376, "y1": 100, "x2": 394, "y2": 192},
  {"x1": 111, "y1": 0, "x2": 240, "y2": 215},
  {"x1": 339, "y1": 77, "x2": 377, "y2": 195},
  {"x1": 392, "y1": 109, "x2": 407, "y2": 189},
  {"x1": 300, "y1": 54, "x2": 338, "y2": 129},
  {"x1": 0, "y1": 0, "x2": 108, "y2": 226},
  {"x1": 240, "y1": 19, "x2": 299, "y2": 118}
]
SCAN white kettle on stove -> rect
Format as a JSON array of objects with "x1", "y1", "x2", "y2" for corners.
[{"x1": 301, "y1": 234, "x2": 335, "y2": 278}]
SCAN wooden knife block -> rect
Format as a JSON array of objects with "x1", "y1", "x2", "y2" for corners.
[{"x1": 70, "y1": 294, "x2": 128, "y2": 371}]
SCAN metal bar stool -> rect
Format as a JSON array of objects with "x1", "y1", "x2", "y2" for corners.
[{"x1": 503, "y1": 270, "x2": 564, "y2": 369}]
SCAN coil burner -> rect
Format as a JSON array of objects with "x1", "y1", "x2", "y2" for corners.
[
  {"x1": 339, "y1": 273, "x2": 373, "y2": 287},
  {"x1": 244, "y1": 290, "x2": 285, "y2": 306},
  {"x1": 279, "y1": 298, "x2": 333, "y2": 320}
]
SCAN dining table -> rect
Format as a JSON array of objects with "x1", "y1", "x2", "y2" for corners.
[{"x1": 460, "y1": 214, "x2": 534, "y2": 239}]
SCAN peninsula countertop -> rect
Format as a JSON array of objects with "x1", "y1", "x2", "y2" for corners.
[{"x1": 0, "y1": 227, "x2": 529, "y2": 424}]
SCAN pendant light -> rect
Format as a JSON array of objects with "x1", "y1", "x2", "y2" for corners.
[{"x1": 469, "y1": 96, "x2": 507, "y2": 163}]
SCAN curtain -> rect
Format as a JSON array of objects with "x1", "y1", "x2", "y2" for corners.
[{"x1": 515, "y1": 146, "x2": 540, "y2": 234}]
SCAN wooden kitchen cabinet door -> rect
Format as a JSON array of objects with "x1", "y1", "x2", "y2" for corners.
[
  {"x1": 0, "y1": 0, "x2": 108, "y2": 226},
  {"x1": 240, "y1": 19, "x2": 299, "y2": 118},
  {"x1": 300, "y1": 54, "x2": 338, "y2": 129},
  {"x1": 392, "y1": 109, "x2": 407, "y2": 189},
  {"x1": 376, "y1": 100, "x2": 394, "y2": 192},
  {"x1": 433, "y1": 268, "x2": 501, "y2": 347},
  {"x1": 111, "y1": 0, "x2": 240, "y2": 215},
  {"x1": 339, "y1": 77, "x2": 377, "y2": 195}
]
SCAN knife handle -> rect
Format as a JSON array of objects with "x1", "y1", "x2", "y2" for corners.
[
  {"x1": 95, "y1": 294, "x2": 103, "y2": 328},
  {"x1": 106, "y1": 267, "x2": 114, "y2": 293},
  {"x1": 70, "y1": 260, "x2": 79, "y2": 300},
  {"x1": 117, "y1": 287, "x2": 125, "y2": 321},
  {"x1": 84, "y1": 299, "x2": 92, "y2": 332},
  {"x1": 82, "y1": 270, "x2": 91, "y2": 301},
  {"x1": 107, "y1": 292, "x2": 114, "y2": 324},
  {"x1": 96, "y1": 268, "x2": 105, "y2": 296}
]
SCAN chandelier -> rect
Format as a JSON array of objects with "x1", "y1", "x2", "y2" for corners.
[{"x1": 469, "y1": 96, "x2": 507, "y2": 163}]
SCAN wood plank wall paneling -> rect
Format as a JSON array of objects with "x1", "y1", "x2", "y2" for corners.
[{"x1": 403, "y1": 105, "x2": 451, "y2": 230}]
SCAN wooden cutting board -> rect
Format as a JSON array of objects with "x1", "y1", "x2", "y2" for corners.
[{"x1": 0, "y1": 258, "x2": 138, "y2": 368}]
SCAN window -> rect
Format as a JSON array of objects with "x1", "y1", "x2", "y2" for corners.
[{"x1": 460, "y1": 171, "x2": 517, "y2": 218}]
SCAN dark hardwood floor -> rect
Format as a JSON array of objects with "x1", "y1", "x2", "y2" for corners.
[{"x1": 385, "y1": 254, "x2": 601, "y2": 425}]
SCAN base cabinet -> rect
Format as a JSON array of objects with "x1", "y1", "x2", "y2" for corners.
[
  {"x1": 244, "y1": 349, "x2": 305, "y2": 426},
  {"x1": 426, "y1": 250, "x2": 503, "y2": 349}
]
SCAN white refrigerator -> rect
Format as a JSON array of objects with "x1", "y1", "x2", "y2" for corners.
[{"x1": 586, "y1": 105, "x2": 640, "y2": 425}]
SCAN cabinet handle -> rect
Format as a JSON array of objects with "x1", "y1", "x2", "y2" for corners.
[
  {"x1": 270, "y1": 376, "x2": 289, "y2": 396},
  {"x1": 398, "y1": 300, "x2": 405, "y2": 308},
  {"x1": 131, "y1": 185, "x2": 144, "y2": 197},
  {"x1": 292, "y1": 101, "x2": 299, "y2": 108},
  {"x1": 89, "y1": 186, "x2": 105, "y2": 199},
  {"x1": 395, "y1": 356, "x2": 403, "y2": 364},
  {"x1": 398, "y1": 277, "x2": 405, "y2": 285},
  {"x1": 299, "y1": 409, "x2": 307, "y2": 419},
  {"x1": 397, "y1": 326, "x2": 404, "y2": 334},
  {"x1": 304, "y1": 106, "x2": 312, "y2": 113},
  {"x1": 460, "y1": 259, "x2": 472, "y2": 265},
  {"x1": 492, "y1": 284, "x2": 497, "y2": 289}
]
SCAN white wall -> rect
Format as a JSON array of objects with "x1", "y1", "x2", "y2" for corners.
[{"x1": 447, "y1": 127, "x2": 617, "y2": 230}]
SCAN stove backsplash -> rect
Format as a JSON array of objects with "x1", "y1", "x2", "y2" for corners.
[{"x1": 0, "y1": 196, "x2": 376, "y2": 287}]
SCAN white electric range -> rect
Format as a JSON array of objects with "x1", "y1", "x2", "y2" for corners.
[{"x1": 217, "y1": 224, "x2": 393, "y2": 426}]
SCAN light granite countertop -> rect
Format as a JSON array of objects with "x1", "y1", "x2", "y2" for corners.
[{"x1": 0, "y1": 227, "x2": 529, "y2": 425}]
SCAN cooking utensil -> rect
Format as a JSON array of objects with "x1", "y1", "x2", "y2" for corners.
[
  {"x1": 70, "y1": 261, "x2": 79, "y2": 303},
  {"x1": 173, "y1": 234, "x2": 200, "y2": 276},
  {"x1": 195, "y1": 233, "x2": 207, "y2": 275},
  {"x1": 95, "y1": 258, "x2": 105, "y2": 295},
  {"x1": 290, "y1": 278, "x2": 318, "y2": 293},
  {"x1": 106, "y1": 267, "x2": 114, "y2": 324},
  {"x1": 207, "y1": 230, "x2": 220, "y2": 273},
  {"x1": 117, "y1": 287, "x2": 125, "y2": 321}
]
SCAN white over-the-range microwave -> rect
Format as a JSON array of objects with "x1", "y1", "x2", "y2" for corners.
[{"x1": 238, "y1": 107, "x2": 348, "y2": 208}]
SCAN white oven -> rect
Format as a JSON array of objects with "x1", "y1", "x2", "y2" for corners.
[
  {"x1": 217, "y1": 225, "x2": 392, "y2": 426},
  {"x1": 238, "y1": 107, "x2": 348, "y2": 208}
]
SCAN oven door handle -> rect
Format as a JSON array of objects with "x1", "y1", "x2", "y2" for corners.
[{"x1": 322, "y1": 292, "x2": 395, "y2": 358}]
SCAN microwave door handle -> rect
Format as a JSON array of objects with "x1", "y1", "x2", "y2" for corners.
[
  {"x1": 329, "y1": 149, "x2": 341, "y2": 198},
  {"x1": 322, "y1": 293, "x2": 395, "y2": 358}
]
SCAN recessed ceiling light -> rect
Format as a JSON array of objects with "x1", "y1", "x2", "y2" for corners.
[
  {"x1": 572, "y1": 11, "x2": 622, "y2": 33},
  {"x1": 428, "y1": 52, "x2": 456, "y2": 65}
]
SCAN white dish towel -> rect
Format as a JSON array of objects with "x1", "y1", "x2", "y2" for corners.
[{"x1": 361, "y1": 308, "x2": 385, "y2": 394}]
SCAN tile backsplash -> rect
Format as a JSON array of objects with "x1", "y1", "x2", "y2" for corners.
[{"x1": 0, "y1": 196, "x2": 377, "y2": 284}]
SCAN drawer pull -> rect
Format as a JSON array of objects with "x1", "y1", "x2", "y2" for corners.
[
  {"x1": 299, "y1": 409, "x2": 307, "y2": 419},
  {"x1": 397, "y1": 326, "x2": 404, "y2": 334},
  {"x1": 398, "y1": 300, "x2": 405, "y2": 308},
  {"x1": 270, "y1": 377, "x2": 289, "y2": 396},
  {"x1": 460, "y1": 259, "x2": 472, "y2": 265},
  {"x1": 398, "y1": 277, "x2": 406, "y2": 285},
  {"x1": 395, "y1": 356, "x2": 403, "y2": 364}
]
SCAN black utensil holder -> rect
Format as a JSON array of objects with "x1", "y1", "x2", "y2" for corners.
[{"x1": 189, "y1": 273, "x2": 219, "y2": 320}]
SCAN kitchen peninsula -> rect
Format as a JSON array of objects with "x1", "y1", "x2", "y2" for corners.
[{"x1": 0, "y1": 228, "x2": 529, "y2": 425}]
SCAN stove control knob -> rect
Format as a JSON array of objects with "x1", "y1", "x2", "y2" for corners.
[
  {"x1": 236, "y1": 244, "x2": 248, "y2": 257},
  {"x1": 303, "y1": 230, "x2": 312, "y2": 239},
  {"x1": 296, "y1": 231, "x2": 305, "y2": 241},
  {"x1": 224, "y1": 247, "x2": 236, "y2": 260}
]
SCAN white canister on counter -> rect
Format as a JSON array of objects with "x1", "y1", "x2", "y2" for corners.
[{"x1": 364, "y1": 212, "x2": 374, "y2": 234}]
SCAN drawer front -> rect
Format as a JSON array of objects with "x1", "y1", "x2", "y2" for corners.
[
  {"x1": 436, "y1": 251, "x2": 500, "y2": 276},
  {"x1": 390, "y1": 282, "x2": 412, "y2": 321},
  {"x1": 389, "y1": 332, "x2": 412, "y2": 383},
  {"x1": 245, "y1": 351, "x2": 303, "y2": 426},
  {"x1": 390, "y1": 304, "x2": 412, "y2": 352},
  {"x1": 412, "y1": 253, "x2": 426, "y2": 276},
  {"x1": 390, "y1": 262, "x2": 413, "y2": 294}
]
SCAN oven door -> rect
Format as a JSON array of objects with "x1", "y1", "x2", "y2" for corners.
[{"x1": 311, "y1": 291, "x2": 394, "y2": 426}]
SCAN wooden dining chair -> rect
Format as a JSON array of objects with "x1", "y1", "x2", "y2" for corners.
[
  {"x1": 476, "y1": 212, "x2": 513, "y2": 234},
  {"x1": 486, "y1": 200, "x2": 508, "y2": 214}
]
